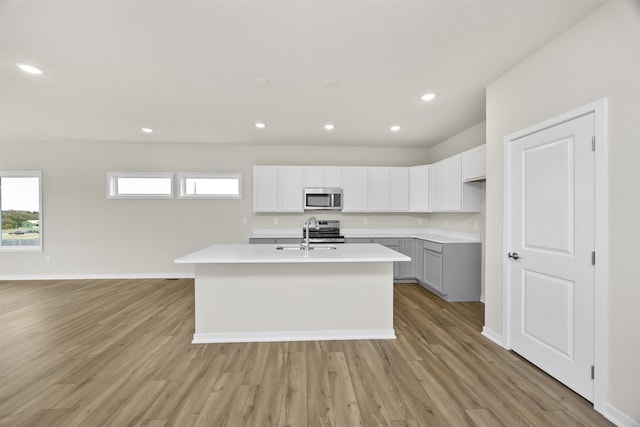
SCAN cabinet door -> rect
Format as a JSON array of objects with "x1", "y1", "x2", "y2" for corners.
[
  {"x1": 278, "y1": 167, "x2": 303, "y2": 212},
  {"x1": 303, "y1": 167, "x2": 324, "y2": 187},
  {"x1": 342, "y1": 167, "x2": 368, "y2": 212},
  {"x1": 430, "y1": 156, "x2": 462, "y2": 212},
  {"x1": 253, "y1": 166, "x2": 278, "y2": 212},
  {"x1": 423, "y1": 249, "x2": 443, "y2": 293},
  {"x1": 304, "y1": 167, "x2": 343, "y2": 188},
  {"x1": 372, "y1": 238, "x2": 401, "y2": 278},
  {"x1": 415, "y1": 240, "x2": 425, "y2": 282},
  {"x1": 368, "y1": 167, "x2": 389, "y2": 211},
  {"x1": 430, "y1": 160, "x2": 447, "y2": 211},
  {"x1": 389, "y1": 167, "x2": 409, "y2": 211},
  {"x1": 409, "y1": 165, "x2": 430, "y2": 212},
  {"x1": 444, "y1": 155, "x2": 462, "y2": 211},
  {"x1": 462, "y1": 145, "x2": 486, "y2": 182},
  {"x1": 400, "y1": 238, "x2": 416, "y2": 278},
  {"x1": 323, "y1": 167, "x2": 343, "y2": 187}
]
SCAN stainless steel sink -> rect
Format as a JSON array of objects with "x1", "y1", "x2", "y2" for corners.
[{"x1": 276, "y1": 245, "x2": 337, "y2": 251}]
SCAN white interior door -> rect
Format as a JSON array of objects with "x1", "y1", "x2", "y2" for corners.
[{"x1": 507, "y1": 113, "x2": 595, "y2": 401}]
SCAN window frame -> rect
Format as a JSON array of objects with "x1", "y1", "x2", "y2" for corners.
[
  {"x1": 177, "y1": 172, "x2": 243, "y2": 200},
  {"x1": 0, "y1": 170, "x2": 43, "y2": 252},
  {"x1": 106, "y1": 172, "x2": 174, "y2": 199}
]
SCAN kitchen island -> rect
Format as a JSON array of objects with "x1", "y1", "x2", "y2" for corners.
[{"x1": 175, "y1": 243, "x2": 409, "y2": 344}]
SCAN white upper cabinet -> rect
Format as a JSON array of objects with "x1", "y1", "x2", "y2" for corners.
[
  {"x1": 388, "y1": 167, "x2": 409, "y2": 211},
  {"x1": 462, "y1": 144, "x2": 486, "y2": 182},
  {"x1": 430, "y1": 155, "x2": 460, "y2": 211},
  {"x1": 409, "y1": 165, "x2": 430, "y2": 212},
  {"x1": 253, "y1": 166, "x2": 278, "y2": 212},
  {"x1": 368, "y1": 167, "x2": 389, "y2": 211},
  {"x1": 278, "y1": 167, "x2": 304, "y2": 212},
  {"x1": 368, "y1": 167, "x2": 409, "y2": 212},
  {"x1": 430, "y1": 154, "x2": 482, "y2": 212},
  {"x1": 303, "y1": 167, "x2": 324, "y2": 187},
  {"x1": 253, "y1": 166, "x2": 303, "y2": 212},
  {"x1": 303, "y1": 167, "x2": 343, "y2": 188},
  {"x1": 342, "y1": 167, "x2": 368, "y2": 212}
]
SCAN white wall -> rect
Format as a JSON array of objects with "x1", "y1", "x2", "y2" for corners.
[
  {"x1": 485, "y1": 0, "x2": 639, "y2": 422},
  {"x1": 0, "y1": 141, "x2": 430, "y2": 277}
]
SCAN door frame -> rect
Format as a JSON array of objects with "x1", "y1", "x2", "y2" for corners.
[{"x1": 502, "y1": 98, "x2": 608, "y2": 413}]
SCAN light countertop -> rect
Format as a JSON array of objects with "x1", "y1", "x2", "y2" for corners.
[
  {"x1": 248, "y1": 228, "x2": 480, "y2": 244},
  {"x1": 175, "y1": 243, "x2": 411, "y2": 264}
]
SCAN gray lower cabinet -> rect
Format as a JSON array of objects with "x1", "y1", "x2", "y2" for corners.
[
  {"x1": 420, "y1": 240, "x2": 481, "y2": 301},
  {"x1": 249, "y1": 238, "x2": 276, "y2": 244},
  {"x1": 345, "y1": 238, "x2": 373, "y2": 244},
  {"x1": 399, "y1": 238, "x2": 417, "y2": 279},
  {"x1": 422, "y1": 241, "x2": 444, "y2": 293},
  {"x1": 249, "y1": 238, "x2": 302, "y2": 244},
  {"x1": 347, "y1": 238, "x2": 403, "y2": 279},
  {"x1": 414, "y1": 239, "x2": 425, "y2": 283},
  {"x1": 372, "y1": 238, "x2": 401, "y2": 278}
]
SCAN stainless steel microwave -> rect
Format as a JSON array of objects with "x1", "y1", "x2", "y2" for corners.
[{"x1": 304, "y1": 187, "x2": 343, "y2": 210}]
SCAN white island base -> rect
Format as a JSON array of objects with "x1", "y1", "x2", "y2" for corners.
[
  {"x1": 176, "y1": 244, "x2": 408, "y2": 344},
  {"x1": 193, "y1": 262, "x2": 393, "y2": 343}
]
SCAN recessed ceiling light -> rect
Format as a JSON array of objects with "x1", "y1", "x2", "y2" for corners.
[
  {"x1": 420, "y1": 93, "x2": 437, "y2": 102},
  {"x1": 254, "y1": 78, "x2": 269, "y2": 87},
  {"x1": 15, "y1": 63, "x2": 43, "y2": 75},
  {"x1": 323, "y1": 79, "x2": 338, "y2": 87},
  {"x1": 141, "y1": 128, "x2": 153, "y2": 133},
  {"x1": 324, "y1": 123, "x2": 335, "y2": 131},
  {"x1": 390, "y1": 125, "x2": 401, "y2": 132},
  {"x1": 255, "y1": 122, "x2": 267, "y2": 129}
]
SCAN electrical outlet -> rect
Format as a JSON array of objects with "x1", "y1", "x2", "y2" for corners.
[
  {"x1": 274, "y1": 217, "x2": 278, "y2": 225},
  {"x1": 242, "y1": 217, "x2": 248, "y2": 225},
  {"x1": 418, "y1": 218, "x2": 423, "y2": 225},
  {"x1": 444, "y1": 220, "x2": 449, "y2": 227},
  {"x1": 45, "y1": 255, "x2": 52, "y2": 263},
  {"x1": 363, "y1": 217, "x2": 368, "y2": 225},
  {"x1": 474, "y1": 221, "x2": 479, "y2": 230}
]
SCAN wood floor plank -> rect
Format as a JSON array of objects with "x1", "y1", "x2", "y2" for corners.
[
  {"x1": 326, "y1": 351, "x2": 365, "y2": 426},
  {"x1": 306, "y1": 341, "x2": 331, "y2": 400},
  {"x1": 0, "y1": 280, "x2": 613, "y2": 427},
  {"x1": 306, "y1": 398, "x2": 335, "y2": 427}
]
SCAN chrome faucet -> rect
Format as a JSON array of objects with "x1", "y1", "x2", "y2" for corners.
[{"x1": 303, "y1": 217, "x2": 319, "y2": 255}]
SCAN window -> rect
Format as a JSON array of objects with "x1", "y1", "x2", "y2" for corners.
[
  {"x1": 0, "y1": 170, "x2": 42, "y2": 251},
  {"x1": 107, "y1": 172, "x2": 173, "y2": 199},
  {"x1": 177, "y1": 173, "x2": 242, "y2": 199}
]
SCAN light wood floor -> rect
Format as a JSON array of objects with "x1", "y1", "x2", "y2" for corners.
[{"x1": 0, "y1": 279, "x2": 612, "y2": 427}]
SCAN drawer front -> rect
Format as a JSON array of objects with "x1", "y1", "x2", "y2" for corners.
[
  {"x1": 276, "y1": 238, "x2": 303, "y2": 244},
  {"x1": 249, "y1": 238, "x2": 276, "y2": 244},
  {"x1": 373, "y1": 238, "x2": 400, "y2": 246},
  {"x1": 422, "y1": 240, "x2": 443, "y2": 253}
]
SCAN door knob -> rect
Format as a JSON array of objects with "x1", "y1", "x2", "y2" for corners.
[{"x1": 508, "y1": 252, "x2": 520, "y2": 260}]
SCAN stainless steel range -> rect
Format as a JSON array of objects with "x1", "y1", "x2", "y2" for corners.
[{"x1": 304, "y1": 219, "x2": 345, "y2": 244}]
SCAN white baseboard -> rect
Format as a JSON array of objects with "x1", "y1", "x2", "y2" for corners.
[
  {"x1": 603, "y1": 402, "x2": 640, "y2": 427},
  {"x1": 481, "y1": 326, "x2": 509, "y2": 349},
  {"x1": 0, "y1": 272, "x2": 195, "y2": 281},
  {"x1": 192, "y1": 329, "x2": 397, "y2": 344}
]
